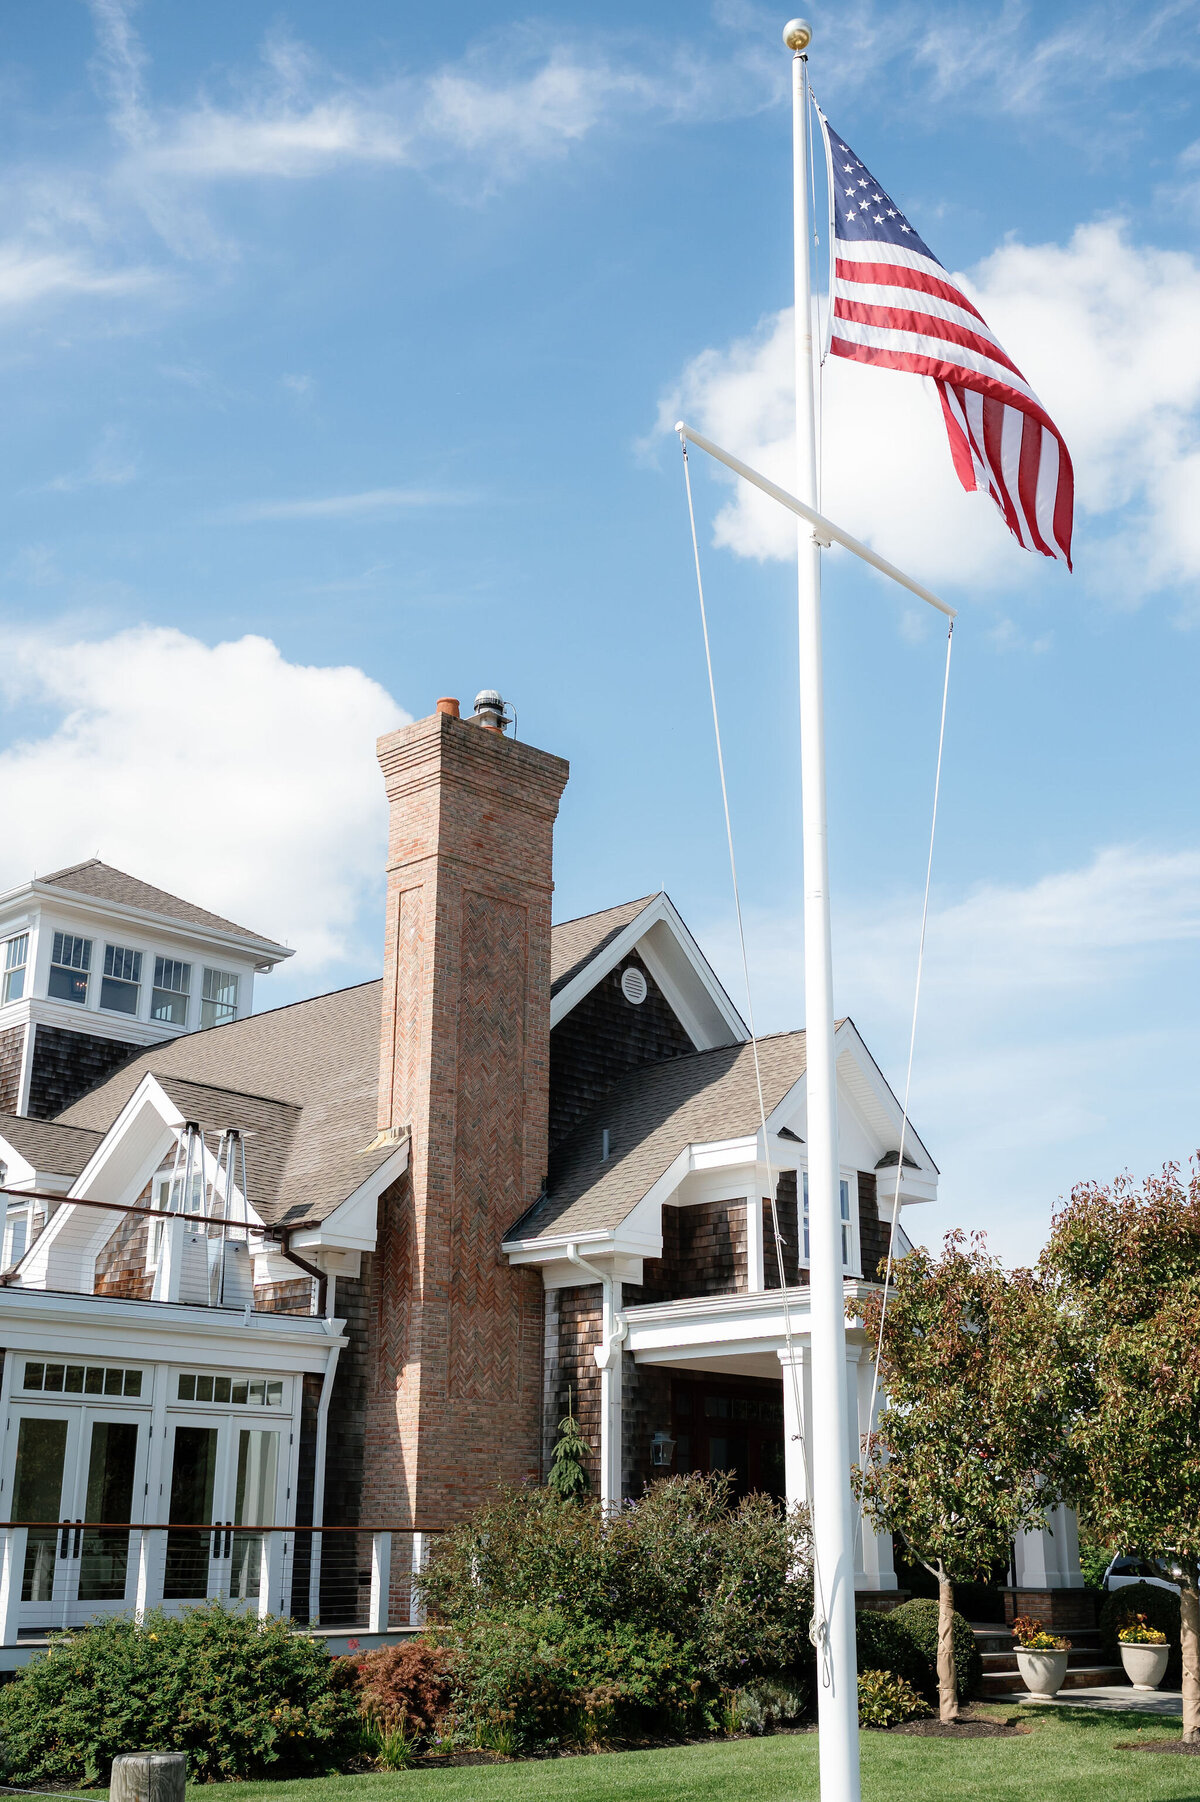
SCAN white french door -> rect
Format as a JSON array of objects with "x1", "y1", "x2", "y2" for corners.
[
  {"x1": 8, "y1": 1404, "x2": 150, "y2": 1630},
  {"x1": 162, "y1": 1414, "x2": 283, "y2": 1610}
]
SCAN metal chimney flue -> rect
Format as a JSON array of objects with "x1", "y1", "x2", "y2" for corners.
[{"x1": 473, "y1": 689, "x2": 509, "y2": 733}]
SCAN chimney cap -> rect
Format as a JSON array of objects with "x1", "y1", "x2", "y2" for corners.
[
  {"x1": 472, "y1": 688, "x2": 511, "y2": 733},
  {"x1": 474, "y1": 688, "x2": 504, "y2": 713}
]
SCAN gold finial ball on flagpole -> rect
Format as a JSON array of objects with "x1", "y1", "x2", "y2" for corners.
[{"x1": 783, "y1": 18, "x2": 812, "y2": 51}]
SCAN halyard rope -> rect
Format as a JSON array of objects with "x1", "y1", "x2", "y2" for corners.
[{"x1": 681, "y1": 435, "x2": 832, "y2": 1684}]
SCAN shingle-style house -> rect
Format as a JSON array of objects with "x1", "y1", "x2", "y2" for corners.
[{"x1": 0, "y1": 691, "x2": 1082, "y2": 1661}]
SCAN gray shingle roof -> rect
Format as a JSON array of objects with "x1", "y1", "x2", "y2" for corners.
[
  {"x1": 551, "y1": 896, "x2": 657, "y2": 995},
  {"x1": 509, "y1": 1029, "x2": 809, "y2": 1243},
  {"x1": 0, "y1": 1113, "x2": 103, "y2": 1179},
  {"x1": 55, "y1": 982, "x2": 396, "y2": 1226},
  {"x1": 37, "y1": 860, "x2": 287, "y2": 952}
]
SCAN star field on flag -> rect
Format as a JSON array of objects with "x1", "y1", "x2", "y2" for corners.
[{"x1": 822, "y1": 117, "x2": 1074, "y2": 568}]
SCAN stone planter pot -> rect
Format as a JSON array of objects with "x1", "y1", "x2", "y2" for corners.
[
  {"x1": 1015, "y1": 1647, "x2": 1069, "y2": 1699},
  {"x1": 1120, "y1": 1642, "x2": 1170, "y2": 1691}
]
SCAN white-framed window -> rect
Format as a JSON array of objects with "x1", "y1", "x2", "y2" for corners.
[
  {"x1": 23, "y1": 1359, "x2": 143, "y2": 1397},
  {"x1": 2, "y1": 1196, "x2": 42, "y2": 1269},
  {"x1": 48, "y1": 931, "x2": 91, "y2": 1005},
  {"x1": 2, "y1": 933, "x2": 29, "y2": 1004},
  {"x1": 802, "y1": 1173, "x2": 856, "y2": 1272},
  {"x1": 201, "y1": 967, "x2": 239, "y2": 1028},
  {"x1": 101, "y1": 943, "x2": 142, "y2": 1015},
  {"x1": 176, "y1": 1372, "x2": 284, "y2": 1406},
  {"x1": 147, "y1": 1168, "x2": 204, "y2": 1267},
  {"x1": 151, "y1": 957, "x2": 191, "y2": 1026}
]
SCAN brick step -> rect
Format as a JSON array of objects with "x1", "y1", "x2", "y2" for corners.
[{"x1": 980, "y1": 1664, "x2": 1125, "y2": 1698}]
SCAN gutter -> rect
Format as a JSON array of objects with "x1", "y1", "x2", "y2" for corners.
[{"x1": 271, "y1": 1227, "x2": 329, "y2": 1317}]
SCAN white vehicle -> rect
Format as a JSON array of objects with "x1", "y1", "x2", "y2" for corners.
[{"x1": 1103, "y1": 1554, "x2": 1180, "y2": 1596}]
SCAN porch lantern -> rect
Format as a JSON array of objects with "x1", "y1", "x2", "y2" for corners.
[{"x1": 650, "y1": 1430, "x2": 675, "y2": 1468}]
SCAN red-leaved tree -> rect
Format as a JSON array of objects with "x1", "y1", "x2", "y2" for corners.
[
  {"x1": 1041, "y1": 1164, "x2": 1200, "y2": 1741},
  {"x1": 855, "y1": 1232, "x2": 1072, "y2": 1721}
]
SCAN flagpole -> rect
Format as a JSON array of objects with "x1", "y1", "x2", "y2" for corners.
[{"x1": 785, "y1": 19, "x2": 861, "y2": 1800}]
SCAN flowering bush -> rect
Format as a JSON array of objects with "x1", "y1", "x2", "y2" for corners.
[
  {"x1": 1117, "y1": 1613, "x2": 1168, "y2": 1645},
  {"x1": 1011, "y1": 1615, "x2": 1070, "y2": 1652},
  {"x1": 857, "y1": 1668, "x2": 931, "y2": 1729},
  {"x1": 0, "y1": 1603, "x2": 361, "y2": 1785}
]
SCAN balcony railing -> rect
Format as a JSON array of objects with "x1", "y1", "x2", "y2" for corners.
[{"x1": 0, "y1": 1523, "x2": 435, "y2": 1646}]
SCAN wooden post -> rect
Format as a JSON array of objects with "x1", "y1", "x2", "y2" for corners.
[
  {"x1": 110, "y1": 1751, "x2": 187, "y2": 1802},
  {"x1": 368, "y1": 1531, "x2": 391, "y2": 1633}
]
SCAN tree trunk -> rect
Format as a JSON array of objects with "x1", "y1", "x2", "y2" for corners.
[
  {"x1": 1181, "y1": 1579, "x2": 1200, "y2": 1744},
  {"x1": 937, "y1": 1576, "x2": 959, "y2": 1723}
]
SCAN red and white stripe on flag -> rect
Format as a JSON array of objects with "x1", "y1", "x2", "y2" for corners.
[{"x1": 823, "y1": 126, "x2": 1074, "y2": 569}]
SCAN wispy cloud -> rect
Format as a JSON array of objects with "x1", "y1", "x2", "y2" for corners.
[
  {"x1": 227, "y1": 487, "x2": 470, "y2": 522},
  {"x1": 700, "y1": 842, "x2": 1200, "y2": 1263},
  {"x1": 42, "y1": 425, "x2": 137, "y2": 493},
  {"x1": 0, "y1": 244, "x2": 155, "y2": 310}
]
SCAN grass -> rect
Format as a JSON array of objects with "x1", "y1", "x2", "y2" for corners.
[{"x1": 177, "y1": 1706, "x2": 1200, "y2": 1802}]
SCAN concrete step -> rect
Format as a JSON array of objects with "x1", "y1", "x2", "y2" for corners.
[{"x1": 980, "y1": 1663, "x2": 1125, "y2": 1698}]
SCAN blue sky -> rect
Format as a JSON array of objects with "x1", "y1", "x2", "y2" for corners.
[{"x1": 1, "y1": 0, "x2": 1198, "y2": 1265}]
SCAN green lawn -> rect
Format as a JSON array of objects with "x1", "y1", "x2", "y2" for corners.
[{"x1": 187, "y1": 1707, "x2": 1199, "y2": 1802}]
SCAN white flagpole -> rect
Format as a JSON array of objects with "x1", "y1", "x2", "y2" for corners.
[{"x1": 784, "y1": 19, "x2": 861, "y2": 1799}]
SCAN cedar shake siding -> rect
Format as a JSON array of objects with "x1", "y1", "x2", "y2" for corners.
[
  {"x1": 26, "y1": 1024, "x2": 139, "y2": 1119},
  {"x1": 548, "y1": 951, "x2": 695, "y2": 1152},
  {"x1": 0, "y1": 1025, "x2": 24, "y2": 1115},
  {"x1": 546, "y1": 1283, "x2": 604, "y2": 1494},
  {"x1": 624, "y1": 1199, "x2": 749, "y2": 1306},
  {"x1": 763, "y1": 1172, "x2": 805, "y2": 1287},
  {"x1": 857, "y1": 1171, "x2": 891, "y2": 1282}
]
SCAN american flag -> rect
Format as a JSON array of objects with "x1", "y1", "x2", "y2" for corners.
[{"x1": 820, "y1": 116, "x2": 1074, "y2": 568}]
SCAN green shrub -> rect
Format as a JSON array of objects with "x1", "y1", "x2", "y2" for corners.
[
  {"x1": 725, "y1": 1677, "x2": 807, "y2": 1736},
  {"x1": 458, "y1": 1607, "x2": 705, "y2": 1749},
  {"x1": 1079, "y1": 1538, "x2": 1115, "y2": 1591},
  {"x1": 889, "y1": 1598, "x2": 982, "y2": 1701},
  {"x1": 419, "y1": 1474, "x2": 812, "y2": 1693},
  {"x1": 1100, "y1": 1582, "x2": 1181, "y2": 1686},
  {"x1": 856, "y1": 1609, "x2": 931, "y2": 1698},
  {"x1": 857, "y1": 1668, "x2": 930, "y2": 1729},
  {"x1": 0, "y1": 1603, "x2": 361, "y2": 1785}
]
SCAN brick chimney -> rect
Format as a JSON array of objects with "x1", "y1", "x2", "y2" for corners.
[{"x1": 366, "y1": 699, "x2": 569, "y2": 1529}]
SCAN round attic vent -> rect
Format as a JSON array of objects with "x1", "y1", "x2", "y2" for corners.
[{"x1": 621, "y1": 966, "x2": 648, "y2": 1005}]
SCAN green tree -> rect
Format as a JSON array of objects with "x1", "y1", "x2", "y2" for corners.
[
  {"x1": 1041, "y1": 1164, "x2": 1200, "y2": 1742},
  {"x1": 547, "y1": 1392, "x2": 591, "y2": 1500},
  {"x1": 854, "y1": 1231, "x2": 1071, "y2": 1721}
]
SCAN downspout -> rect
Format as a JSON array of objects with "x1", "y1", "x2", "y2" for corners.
[
  {"x1": 307, "y1": 1327, "x2": 343, "y2": 1625},
  {"x1": 565, "y1": 1242, "x2": 627, "y2": 1510}
]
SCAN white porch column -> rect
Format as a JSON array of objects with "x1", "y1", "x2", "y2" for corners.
[
  {"x1": 0, "y1": 1529, "x2": 27, "y2": 1647},
  {"x1": 410, "y1": 1531, "x2": 427, "y2": 1628},
  {"x1": 368, "y1": 1531, "x2": 392, "y2": 1633},
  {"x1": 257, "y1": 1530, "x2": 285, "y2": 1620},
  {"x1": 1014, "y1": 1505, "x2": 1083, "y2": 1590},
  {"x1": 778, "y1": 1344, "x2": 811, "y2": 1511},
  {"x1": 596, "y1": 1279, "x2": 624, "y2": 1509},
  {"x1": 851, "y1": 1344, "x2": 896, "y2": 1592},
  {"x1": 134, "y1": 1528, "x2": 167, "y2": 1622},
  {"x1": 746, "y1": 1191, "x2": 765, "y2": 1293}
]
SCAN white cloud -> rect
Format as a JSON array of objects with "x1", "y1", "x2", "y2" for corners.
[
  {"x1": 700, "y1": 843, "x2": 1200, "y2": 1262},
  {"x1": 659, "y1": 222, "x2": 1200, "y2": 599},
  {"x1": 0, "y1": 627, "x2": 407, "y2": 976},
  {"x1": 228, "y1": 487, "x2": 468, "y2": 522}
]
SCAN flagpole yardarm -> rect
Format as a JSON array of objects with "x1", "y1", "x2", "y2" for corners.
[{"x1": 785, "y1": 19, "x2": 863, "y2": 1801}]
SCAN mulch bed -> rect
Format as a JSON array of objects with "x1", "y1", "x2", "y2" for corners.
[
  {"x1": 1115, "y1": 1738, "x2": 1200, "y2": 1755},
  {"x1": 892, "y1": 1712, "x2": 1029, "y2": 1739}
]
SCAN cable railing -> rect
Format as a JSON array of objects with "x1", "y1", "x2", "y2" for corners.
[{"x1": 0, "y1": 1522, "x2": 439, "y2": 1646}]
